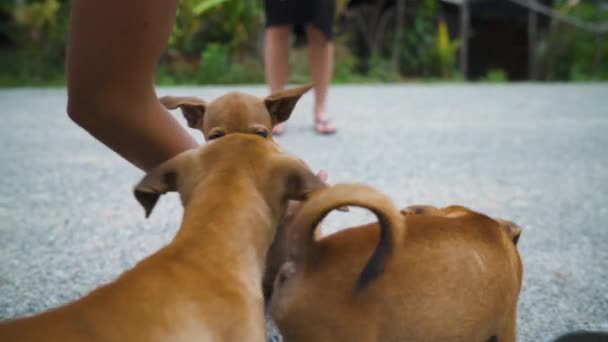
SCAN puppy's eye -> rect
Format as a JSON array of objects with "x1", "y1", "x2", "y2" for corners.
[
  {"x1": 208, "y1": 132, "x2": 225, "y2": 140},
  {"x1": 255, "y1": 130, "x2": 268, "y2": 138}
]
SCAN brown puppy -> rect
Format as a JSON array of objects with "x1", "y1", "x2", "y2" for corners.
[
  {"x1": 0, "y1": 134, "x2": 325, "y2": 342},
  {"x1": 160, "y1": 84, "x2": 312, "y2": 141},
  {"x1": 269, "y1": 191, "x2": 523, "y2": 342}
]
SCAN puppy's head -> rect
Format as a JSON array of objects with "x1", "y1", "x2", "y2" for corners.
[
  {"x1": 133, "y1": 134, "x2": 325, "y2": 219},
  {"x1": 160, "y1": 84, "x2": 312, "y2": 141}
]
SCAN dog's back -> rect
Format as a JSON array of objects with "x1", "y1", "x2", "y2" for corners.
[{"x1": 380, "y1": 212, "x2": 522, "y2": 341}]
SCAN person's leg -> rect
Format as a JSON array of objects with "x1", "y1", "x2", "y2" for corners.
[
  {"x1": 264, "y1": 26, "x2": 292, "y2": 135},
  {"x1": 305, "y1": 24, "x2": 336, "y2": 134},
  {"x1": 66, "y1": 0, "x2": 197, "y2": 171}
]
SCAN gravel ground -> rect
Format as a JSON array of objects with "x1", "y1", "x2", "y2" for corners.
[{"x1": 0, "y1": 84, "x2": 607, "y2": 341}]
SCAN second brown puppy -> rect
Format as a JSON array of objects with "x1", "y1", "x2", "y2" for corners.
[{"x1": 269, "y1": 186, "x2": 523, "y2": 342}]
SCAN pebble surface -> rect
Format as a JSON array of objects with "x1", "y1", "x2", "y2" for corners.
[{"x1": 1, "y1": 84, "x2": 607, "y2": 341}]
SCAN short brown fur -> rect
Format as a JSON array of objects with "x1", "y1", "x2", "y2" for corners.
[
  {"x1": 270, "y1": 199, "x2": 523, "y2": 342},
  {"x1": 0, "y1": 134, "x2": 325, "y2": 342}
]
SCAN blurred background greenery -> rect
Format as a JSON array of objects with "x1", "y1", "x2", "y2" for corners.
[{"x1": 0, "y1": 0, "x2": 606, "y2": 86}]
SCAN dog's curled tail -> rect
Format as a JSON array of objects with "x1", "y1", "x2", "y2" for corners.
[{"x1": 286, "y1": 183, "x2": 406, "y2": 291}]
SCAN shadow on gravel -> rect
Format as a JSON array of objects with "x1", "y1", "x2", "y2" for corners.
[{"x1": 553, "y1": 331, "x2": 608, "y2": 342}]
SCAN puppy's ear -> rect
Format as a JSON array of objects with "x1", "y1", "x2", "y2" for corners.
[
  {"x1": 160, "y1": 96, "x2": 207, "y2": 128},
  {"x1": 133, "y1": 150, "x2": 194, "y2": 218},
  {"x1": 264, "y1": 84, "x2": 313, "y2": 125},
  {"x1": 497, "y1": 219, "x2": 522, "y2": 245},
  {"x1": 274, "y1": 157, "x2": 326, "y2": 201},
  {"x1": 400, "y1": 205, "x2": 439, "y2": 216}
]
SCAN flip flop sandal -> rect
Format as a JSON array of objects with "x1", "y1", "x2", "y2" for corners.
[{"x1": 314, "y1": 118, "x2": 337, "y2": 135}]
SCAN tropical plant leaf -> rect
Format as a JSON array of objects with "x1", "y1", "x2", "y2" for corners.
[{"x1": 193, "y1": 0, "x2": 229, "y2": 15}]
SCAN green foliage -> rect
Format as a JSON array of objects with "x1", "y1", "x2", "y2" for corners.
[
  {"x1": 197, "y1": 43, "x2": 230, "y2": 83},
  {"x1": 1, "y1": 0, "x2": 605, "y2": 86},
  {"x1": 333, "y1": 37, "x2": 359, "y2": 83},
  {"x1": 192, "y1": 0, "x2": 230, "y2": 15},
  {"x1": 287, "y1": 47, "x2": 311, "y2": 84},
  {"x1": 156, "y1": 43, "x2": 265, "y2": 85},
  {"x1": 481, "y1": 69, "x2": 508, "y2": 83},
  {"x1": 169, "y1": 0, "x2": 264, "y2": 59},
  {"x1": 401, "y1": 16, "x2": 434, "y2": 76},
  {"x1": 397, "y1": 0, "x2": 446, "y2": 78},
  {"x1": 198, "y1": 43, "x2": 266, "y2": 84},
  {"x1": 368, "y1": 55, "x2": 399, "y2": 81},
  {"x1": 163, "y1": 0, "x2": 266, "y2": 84},
  {"x1": 537, "y1": 1, "x2": 608, "y2": 80},
  {"x1": 1, "y1": 0, "x2": 69, "y2": 85},
  {"x1": 435, "y1": 19, "x2": 460, "y2": 78},
  {"x1": 169, "y1": 0, "x2": 209, "y2": 55}
]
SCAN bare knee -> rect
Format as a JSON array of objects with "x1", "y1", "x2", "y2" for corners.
[{"x1": 265, "y1": 25, "x2": 292, "y2": 40}]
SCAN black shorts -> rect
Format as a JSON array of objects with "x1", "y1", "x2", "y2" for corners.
[{"x1": 264, "y1": 0, "x2": 336, "y2": 40}]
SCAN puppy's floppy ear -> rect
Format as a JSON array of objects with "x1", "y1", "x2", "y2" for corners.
[
  {"x1": 273, "y1": 157, "x2": 326, "y2": 201},
  {"x1": 159, "y1": 96, "x2": 207, "y2": 128},
  {"x1": 133, "y1": 150, "x2": 194, "y2": 218},
  {"x1": 264, "y1": 84, "x2": 313, "y2": 125}
]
